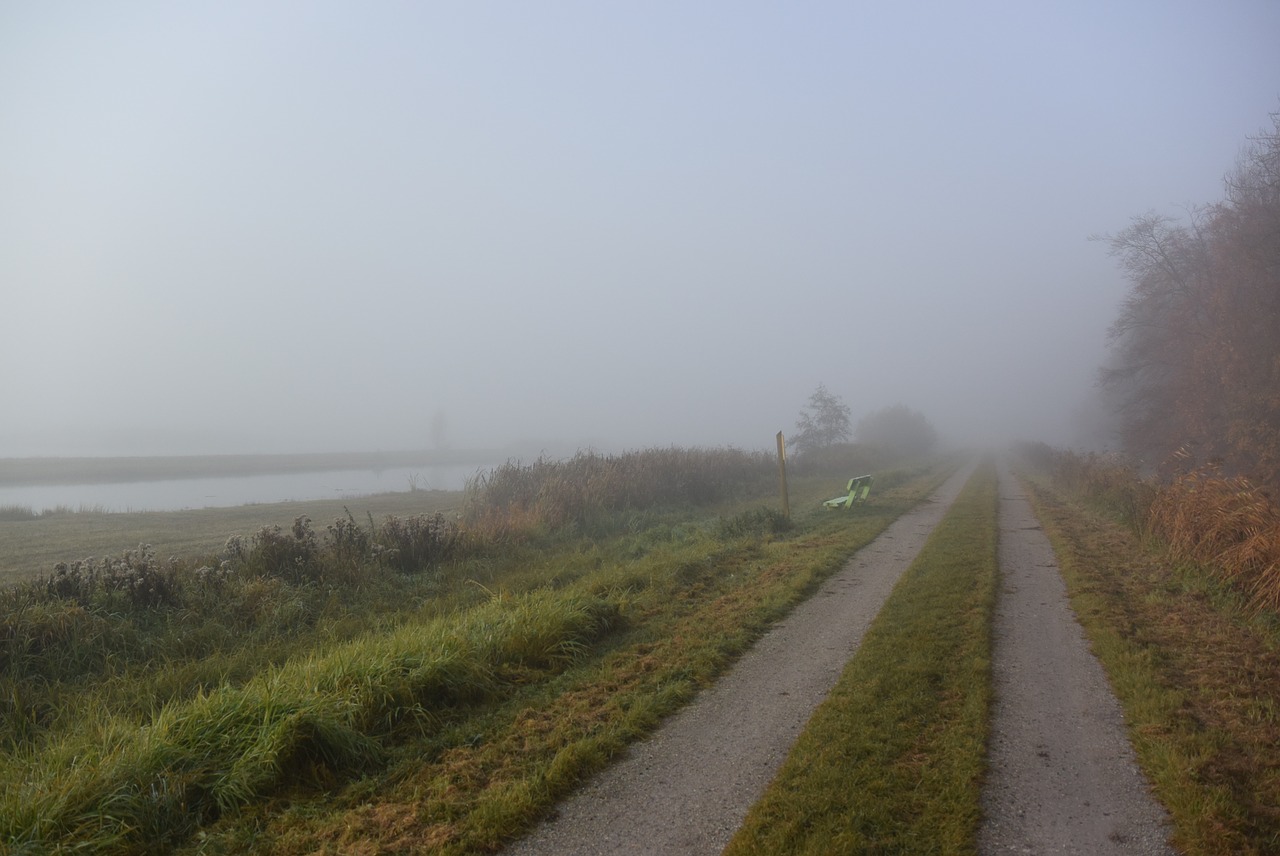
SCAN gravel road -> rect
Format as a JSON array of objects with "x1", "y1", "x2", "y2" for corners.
[
  {"x1": 502, "y1": 464, "x2": 976, "y2": 856},
  {"x1": 978, "y1": 464, "x2": 1176, "y2": 855}
]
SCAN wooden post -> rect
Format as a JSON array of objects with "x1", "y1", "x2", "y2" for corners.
[{"x1": 776, "y1": 431, "x2": 791, "y2": 519}]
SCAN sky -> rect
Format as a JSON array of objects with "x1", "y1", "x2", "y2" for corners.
[{"x1": 2, "y1": 1, "x2": 1278, "y2": 458}]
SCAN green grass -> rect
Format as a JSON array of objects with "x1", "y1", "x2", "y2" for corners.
[
  {"x1": 0, "y1": 589, "x2": 619, "y2": 852},
  {"x1": 723, "y1": 459, "x2": 998, "y2": 856}
]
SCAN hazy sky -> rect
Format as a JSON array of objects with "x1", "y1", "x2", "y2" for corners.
[{"x1": 2, "y1": 1, "x2": 1277, "y2": 457}]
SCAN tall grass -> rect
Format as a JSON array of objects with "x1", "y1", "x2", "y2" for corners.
[
  {"x1": 1148, "y1": 469, "x2": 1280, "y2": 612},
  {"x1": 0, "y1": 590, "x2": 620, "y2": 853},
  {"x1": 464, "y1": 447, "x2": 775, "y2": 534},
  {"x1": 1018, "y1": 442, "x2": 1280, "y2": 613}
]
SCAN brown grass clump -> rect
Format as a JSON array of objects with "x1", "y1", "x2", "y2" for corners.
[{"x1": 1149, "y1": 469, "x2": 1280, "y2": 612}]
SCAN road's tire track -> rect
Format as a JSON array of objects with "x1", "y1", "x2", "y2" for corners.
[
  {"x1": 978, "y1": 464, "x2": 1176, "y2": 855},
  {"x1": 502, "y1": 464, "x2": 976, "y2": 855}
]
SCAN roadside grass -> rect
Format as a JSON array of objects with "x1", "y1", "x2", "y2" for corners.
[
  {"x1": 1017, "y1": 470, "x2": 1280, "y2": 855},
  {"x1": 0, "y1": 447, "x2": 957, "y2": 853},
  {"x1": 723, "y1": 459, "x2": 997, "y2": 855},
  {"x1": 171, "y1": 463, "x2": 957, "y2": 854}
]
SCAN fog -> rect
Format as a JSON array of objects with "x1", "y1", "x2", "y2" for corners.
[{"x1": 2, "y1": 2, "x2": 1277, "y2": 459}]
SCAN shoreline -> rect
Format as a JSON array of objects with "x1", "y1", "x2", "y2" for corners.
[{"x1": 0, "y1": 449, "x2": 505, "y2": 487}]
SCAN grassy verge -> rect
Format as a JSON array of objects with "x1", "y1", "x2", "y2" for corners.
[
  {"x1": 1018, "y1": 470, "x2": 1280, "y2": 855},
  {"x1": 723, "y1": 459, "x2": 997, "y2": 855}
]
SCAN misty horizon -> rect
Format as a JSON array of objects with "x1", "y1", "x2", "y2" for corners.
[{"x1": 3, "y1": 3, "x2": 1278, "y2": 459}]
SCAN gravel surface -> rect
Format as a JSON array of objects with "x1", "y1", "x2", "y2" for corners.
[
  {"x1": 502, "y1": 465, "x2": 976, "y2": 856},
  {"x1": 978, "y1": 464, "x2": 1177, "y2": 855}
]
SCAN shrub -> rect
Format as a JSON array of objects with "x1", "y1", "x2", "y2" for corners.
[
  {"x1": 237, "y1": 517, "x2": 322, "y2": 584},
  {"x1": 375, "y1": 513, "x2": 462, "y2": 573},
  {"x1": 41, "y1": 544, "x2": 182, "y2": 611},
  {"x1": 717, "y1": 507, "x2": 794, "y2": 539},
  {"x1": 326, "y1": 508, "x2": 374, "y2": 566}
]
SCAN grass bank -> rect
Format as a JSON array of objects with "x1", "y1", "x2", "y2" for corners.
[
  {"x1": 1018, "y1": 461, "x2": 1280, "y2": 855},
  {"x1": 723, "y1": 459, "x2": 998, "y2": 855}
]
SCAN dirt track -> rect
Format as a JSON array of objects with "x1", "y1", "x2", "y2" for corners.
[{"x1": 500, "y1": 462, "x2": 1177, "y2": 854}]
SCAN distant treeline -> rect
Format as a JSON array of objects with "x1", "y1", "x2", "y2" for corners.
[
  {"x1": 0, "y1": 449, "x2": 502, "y2": 487},
  {"x1": 1100, "y1": 112, "x2": 1280, "y2": 490}
]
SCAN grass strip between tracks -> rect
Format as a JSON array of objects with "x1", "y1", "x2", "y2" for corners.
[{"x1": 724, "y1": 459, "x2": 998, "y2": 855}]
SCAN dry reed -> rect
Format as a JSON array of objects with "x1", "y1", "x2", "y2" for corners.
[
  {"x1": 1023, "y1": 444, "x2": 1280, "y2": 614},
  {"x1": 1149, "y1": 468, "x2": 1280, "y2": 612}
]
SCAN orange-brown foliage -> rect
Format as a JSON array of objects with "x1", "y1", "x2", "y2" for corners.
[
  {"x1": 1149, "y1": 468, "x2": 1280, "y2": 612},
  {"x1": 1102, "y1": 114, "x2": 1280, "y2": 493},
  {"x1": 1035, "y1": 446, "x2": 1280, "y2": 613}
]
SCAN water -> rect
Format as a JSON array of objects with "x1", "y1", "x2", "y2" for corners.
[{"x1": 0, "y1": 463, "x2": 490, "y2": 514}]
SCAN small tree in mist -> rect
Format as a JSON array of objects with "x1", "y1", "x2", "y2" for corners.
[
  {"x1": 792, "y1": 384, "x2": 853, "y2": 456},
  {"x1": 856, "y1": 404, "x2": 938, "y2": 459}
]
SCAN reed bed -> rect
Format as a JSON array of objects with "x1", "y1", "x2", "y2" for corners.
[
  {"x1": 464, "y1": 447, "x2": 775, "y2": 533},
  {"x1": 1148, "y1": 469, "x2": 1280, "y2": 612}
]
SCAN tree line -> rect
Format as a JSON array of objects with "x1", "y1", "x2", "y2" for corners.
[{"x1": 1100, "y1": 112, "x2": 1280, "y2": 491}]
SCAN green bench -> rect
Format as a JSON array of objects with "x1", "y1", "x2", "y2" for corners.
[{"x1": 823, "y1": 474, "x2": 873, "y2": 509}]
